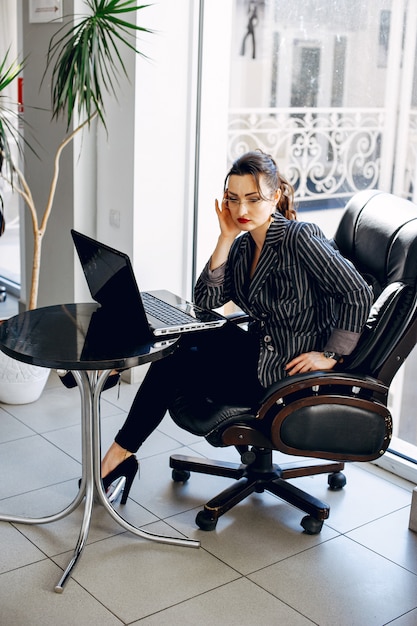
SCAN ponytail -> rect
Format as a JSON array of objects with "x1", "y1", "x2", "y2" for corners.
[{"x1": 277, "y1": 175, "x2": 296, "y2": 221}]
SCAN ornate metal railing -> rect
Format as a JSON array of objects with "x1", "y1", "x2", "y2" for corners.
[{"x1": 228, "y1": 107, "x2": 386, "y2": 204}]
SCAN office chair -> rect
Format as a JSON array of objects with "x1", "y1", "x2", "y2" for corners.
[{"x1": 168, "y1": 189, "x2": 417, "y2": 534}]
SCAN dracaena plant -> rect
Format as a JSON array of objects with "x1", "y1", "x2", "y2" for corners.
[{"x1": 0, "y1": 0, "x2": 151, "y2": 309}]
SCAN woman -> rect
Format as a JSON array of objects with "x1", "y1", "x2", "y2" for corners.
[{"x1": 101, "y1": 150, "x2": 373, "y2": 499}]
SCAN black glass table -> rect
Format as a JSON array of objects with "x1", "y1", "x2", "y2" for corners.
[{"x1": 0, "y1": 303, "x2": 200, "y2": 592}]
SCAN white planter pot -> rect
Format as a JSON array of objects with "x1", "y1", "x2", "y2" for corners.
[{"x1": 0, "y1": 352, "x2": 50, "y2": 404}]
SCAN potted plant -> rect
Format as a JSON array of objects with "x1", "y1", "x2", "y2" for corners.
[{"x1": 0, "y1": 0, "x2": 151, "y2": 403}]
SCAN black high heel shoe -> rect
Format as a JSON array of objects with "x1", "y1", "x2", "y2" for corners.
[
  {"x1": 57, "y1": 370, "x2": 121, "y2": 390},
  {"x1": 102, "y1": 455, "x2": 139, "y2": 504}
]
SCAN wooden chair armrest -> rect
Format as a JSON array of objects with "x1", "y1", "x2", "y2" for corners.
[{"x1": 257, "y1": 371, "x2": 389, "y2": 421}]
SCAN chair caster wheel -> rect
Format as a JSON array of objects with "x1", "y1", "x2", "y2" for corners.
[
  {"x1": 301, "y1": 515, "x2": 323, "y2": 534},
  {"x1": 328, "y1": 471, "x2": 346, "y2": 490},
  {"x1": 172, "y1": 469, "x2": 191, "y2": 482},
  {"x1": 196, "y1": 510, "x2": 218, "y2": 531}
]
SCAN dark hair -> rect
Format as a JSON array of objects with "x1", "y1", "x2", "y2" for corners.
[{"x1": 224, "y1": 150, "x2": 296, "y2": 220}]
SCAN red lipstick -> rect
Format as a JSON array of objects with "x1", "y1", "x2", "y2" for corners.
[{"x1": 238, "y1": 218, "x2": 250, "y2": 224}]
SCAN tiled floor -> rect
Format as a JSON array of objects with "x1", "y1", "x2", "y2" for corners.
[{"x1": 1, "y1": 370, "x2": 417, "y2": 625}]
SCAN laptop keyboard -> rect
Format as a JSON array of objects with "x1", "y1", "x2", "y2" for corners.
[{"x1": 141, "y1": 292, "x2": 195, "y2": 325}]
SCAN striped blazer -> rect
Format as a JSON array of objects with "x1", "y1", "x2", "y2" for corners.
[{"x1": 194, "y1": 213, "x2": 373, "y2": 387}]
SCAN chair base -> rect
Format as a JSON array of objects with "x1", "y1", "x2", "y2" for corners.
[{"x1": 170, "y1": 448, "x2": 345, "y2": 534}]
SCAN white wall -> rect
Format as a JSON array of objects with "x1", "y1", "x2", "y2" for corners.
[
  {"x1": 194, "y1": 1, "x2": 234, "y2": 278},
  {"x1": 94, "y1": 0, "x2": 234, "y2": 298},
  {"x1": 97, "y1": 0, "x2": 199, "y2": 299},
  {"x1": 96, "y1": 0, "x2": 234, "y2": 298},
  {"x1": 19, "y1": 0, "x2": 201, "y2": 307}
]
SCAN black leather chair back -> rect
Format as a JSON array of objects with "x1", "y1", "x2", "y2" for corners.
[{"x1": 334, "y1": 189, "x2": 417, "y2": 384}]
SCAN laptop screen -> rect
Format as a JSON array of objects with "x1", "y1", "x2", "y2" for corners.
[{"x1": 71, "y1": 230, "x2": 152, "y2": 338}]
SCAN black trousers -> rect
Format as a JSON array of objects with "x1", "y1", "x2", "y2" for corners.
[{"x1": 115, "y1": 323, "x2": 264, "y2": 452}]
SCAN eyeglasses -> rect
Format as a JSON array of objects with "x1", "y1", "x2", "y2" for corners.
[{"x1": 225, "y1": 196, "x2": 275, "y2": 209}]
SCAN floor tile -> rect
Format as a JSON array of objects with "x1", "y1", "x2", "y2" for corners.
[
  {"x1": 41, "y1": 422, "x2": 83, "y2": 463},
  {"x1": 44, "y1": 370, "x2": 63, "y2": 389},
  {"x1": 290, "y1": 462, "x2": 411, "y2": 533},
  {"x1": 0, "y1": 477, "x2": 80, "y2": 518},
  {"x1": 53, "y1": 521, "x2": 240, "y2": 623},
  {"x1": 101, "y1": 376, "x2": 143, "y2": 412},
  {"x1": 0, "y1": 435, "x2": 81, "y2": 499},
  {"x1": 14, "y1": 495, "x2": 158, "y2": 558},
  {"x1": 130, "y1": 422, "x2": 184, "y2": 460},
  {"x1": 347, "y1": 505, "x2": 417, "y2": 574},
  {"x1": 0, "y1": 560, "x2": 123, "y2": 625},
  {"x1": 100, "y1": 391, "x2": 135, "y2": 418},
  {"x1": 87, "y1": 411, "x2": 183, "y2": 464},
  {"x1": 2, "y1": 382, "x2": 121, "y2": 435},
  {"x1": 0, "y1": 406, "x2": 36, "y2": 442},
  {"x1": 2, "y1": 386, "x2": 82, "y2": 433},
  {"x1": 388, "y1": 608, "x2": 417, "y2": 625},
  {"x1": 43, "y1": 410, "x2": 127, "y2": 463},
  {"x1": 127, "y1": 447, "x2": 238, "y2": 520},
  {"x1": 2, "y1": 374, "x2": 417, "y2": 625},
  {"x1": 134, "y1": 577, "x2": 315, "y2": 625},
  {"x1": 249, "y1": 535, "x2": 417, "y2": 626},
  {"x1": 0, "y1": 522, "x2": 46, "y2": 574},
  {"x1": 168, "y1": 495, "x2": 339, "y2": 574}
]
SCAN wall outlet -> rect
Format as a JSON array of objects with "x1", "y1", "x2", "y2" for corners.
[{"x1": 109, "y1": 209, "x2": 120, "y2": 228}]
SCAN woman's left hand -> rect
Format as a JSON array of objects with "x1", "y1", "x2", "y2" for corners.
[{"x1": 285, "y1": 351, "x2": 337, "y2": 376}]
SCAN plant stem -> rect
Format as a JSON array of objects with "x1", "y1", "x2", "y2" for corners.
[
  {"x1": 40, "y1": 112, "x2": 97, "y2": 234},
  {"x1": 6, "y1": 112, "x2": 98, "y2": 309}
]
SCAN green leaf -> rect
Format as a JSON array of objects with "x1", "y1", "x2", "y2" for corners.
[{"x1": 45, "y1": 0, "x2": 153, "y2": 131}]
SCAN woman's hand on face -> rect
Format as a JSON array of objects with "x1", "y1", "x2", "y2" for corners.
[
  {"x1": 285, "y1": 351, "x2": 337, "y2": 376},
  {"x1": 215, "y1": 197, "x2": 241, "y2": 241}
]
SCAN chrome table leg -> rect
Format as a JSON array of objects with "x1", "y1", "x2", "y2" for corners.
[
  {"x1": 54, "y1": 370, "x2": 200, "y2": 593},
  {"x1": 54, "y1": 370, "x2": 95, "y2": 592}
]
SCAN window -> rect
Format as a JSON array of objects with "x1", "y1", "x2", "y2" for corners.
[{"x1": 196, "y1": 0, "x2": 417, "y2": 481}]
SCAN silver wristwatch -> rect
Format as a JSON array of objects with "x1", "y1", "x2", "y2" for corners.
[{"x1": 323, "y1": 350, "x2": 343, "y2": 363}]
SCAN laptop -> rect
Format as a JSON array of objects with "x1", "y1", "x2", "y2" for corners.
[{"x1": 71, "y1": 229, "x2": 227, "y2": 338}]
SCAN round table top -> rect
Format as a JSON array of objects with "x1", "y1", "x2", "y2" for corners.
[{"x1": 0, "y1": 302, "x2": 179, "y2": 370}]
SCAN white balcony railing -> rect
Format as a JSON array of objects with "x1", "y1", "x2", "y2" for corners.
[{"x1": 228, "y1": 107, "x2": 392, "y2": 205}]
